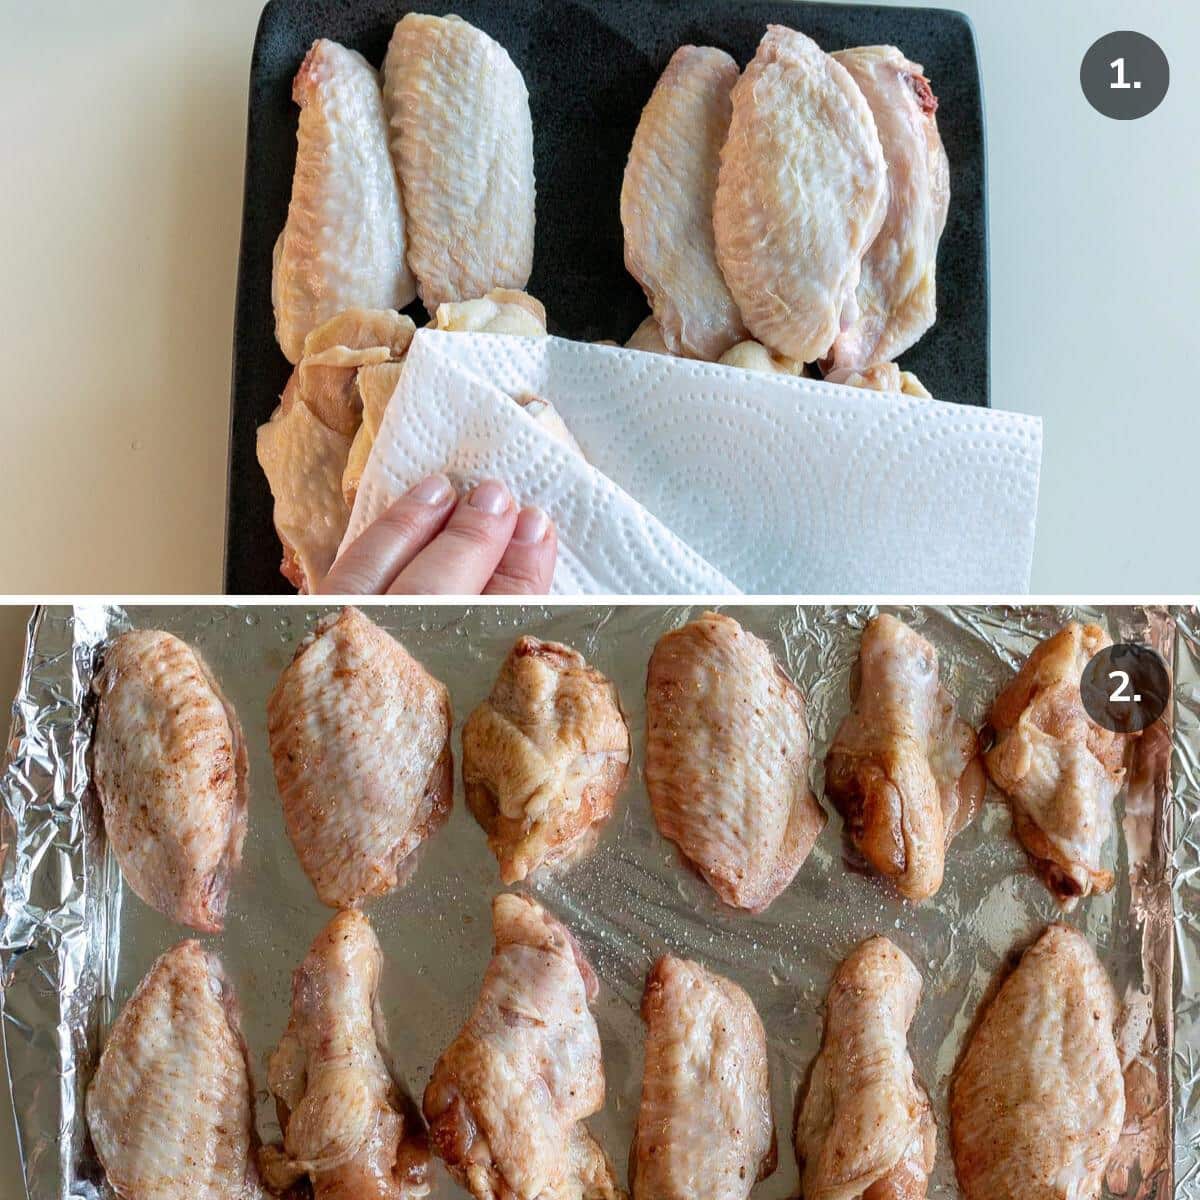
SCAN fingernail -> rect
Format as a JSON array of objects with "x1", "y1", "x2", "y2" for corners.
[
  {"x1": 468, "y1": 479, "x2": 512, "y2": 516},
  {"x1": 407, "y1": 473, "x2": 453, "y2": 505},
  {"x1": 513, "y1": 506, "x2": 550, "y2": 544}
]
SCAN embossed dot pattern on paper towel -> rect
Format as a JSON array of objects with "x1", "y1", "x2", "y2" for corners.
[{"x1": 351, "y1": 333, "x2": 1043, "y2": 595}]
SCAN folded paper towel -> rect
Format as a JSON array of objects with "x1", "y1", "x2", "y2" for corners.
[{"x1": 347, "y1": 331, "x2": 1042, "y2": 594}]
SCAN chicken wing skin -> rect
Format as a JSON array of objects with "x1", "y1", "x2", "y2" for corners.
[
  {"x1": 825, "y1": 614, "x2": 984, "y2": 901},
  {"x1": 621, "y1": 46, "x2": 747, "y2": 360},
  {"x1": 625, "y1": 316, "x2": 676, "y2": 356},
  {"x1": 383, "y1": 15, "x2": 535, "y2": 311},
  {"x1": 463, "y1": 637, "x2": 630, "y2": 884},
  {"x1": 827, "y1": 47, "x2": 950, "y2": 371},
  {"x1": 796, "y1": 937, "x2": 935, "y2": 1200},
  {"x1": 714, "y1": 26, "x2": 888, "y2": 365},
  {"x1": 632, "y1": 956, "x2": 775, "y2": 1200},
  {"x1": 273, "y1": 40, "x2": 415, "y2": 364},
  {"x1": 85, "y1": 941, "x2": 260, "y2": 1200},
  {"x1": 823, "y1": 363, "x2": 931, "y2": 397},
  {"x1": 986, "y1": 623, "x2": 1127, "y2": 906},
  {"x1": 92, "y1": 630, "x2": 248, "y2": 933},
  {"x1": 423, "y1": 893, "x2": 624, "y2": 1200},
  {"x1": 950, "y1": 924, "x2": 1124, "y2": 1200},
  {"x1": 259, "y1": 910, "x2": 431, "y2": 1200},
  {"x1": 267, "y1": 607, "x2": 452, "y2": 908},
  {"x1": 644, "y1": 612, "x2": 826, "y2": 913}
]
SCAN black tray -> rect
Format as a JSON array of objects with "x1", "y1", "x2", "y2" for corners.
[{"x1": 227, "y1": 0, "x2": 988, "y2": 594}]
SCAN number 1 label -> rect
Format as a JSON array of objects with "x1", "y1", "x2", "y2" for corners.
[{"x1": 1110, "y1": 57, "x2": 1142, "y2": 90}]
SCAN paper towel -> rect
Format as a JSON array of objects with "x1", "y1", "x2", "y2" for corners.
[{"x1": 347, "y1": 331, "x2": 1043, "y2": 594}]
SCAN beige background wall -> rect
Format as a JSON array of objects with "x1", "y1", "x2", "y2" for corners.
[{"x1": 0, "y1": 0, "x2": 1197, "y2": 595}]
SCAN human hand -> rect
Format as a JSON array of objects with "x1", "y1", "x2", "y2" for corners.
[{"x1": 318, "y1": 475, "x2": 557, "y2": 595}]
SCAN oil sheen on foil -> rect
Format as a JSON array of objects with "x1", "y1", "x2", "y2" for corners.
[{"x1": 0, "y1": 604, "x2": 1193, "y2": 1199}]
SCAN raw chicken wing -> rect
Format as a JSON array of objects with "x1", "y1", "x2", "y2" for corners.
[
  {"x1": 463, "y1": 636, "x2": 630, "y2": 883},
  {"x1": 714, "y1": 27, "x2": 888, "y2": 364},
  {"x1": 85, "y1": 941, "x2": 260, "y2": 1200},
  {"x1": 986, "y1": 623, "x2": 1127, "y2": 906},
  {"x1": 434, "y1": 288, "x2": 548, "y2": 336},
  {"x1": 423, "y1": 893, "x2": 624, "y2": 1200},
  {"x1": 644, "y1": 612, "x2": 826, "y2": 912},
  {"x1": 260, "y1": 910, "x2": 431, "y2": 1200},
  {"x1": 625, "y1": 316, "x2": 676, "y2": 356},
  {"x1": 268, "y1": 607, "x2": 452, "y2": 908},
  {"x1": 632, "y1": 956, "x2": 775, "y2": 1199},
  {"x1": 384, "y1": 15, "x2": 535, "y2": 310},
  {"x1": 796, "y1": 936, "x2": 935, "y2": 1200},
  {"x1": 824, "y1": 363, "x2": 931, "y2": 397},
  {"x1": 950, "y1": 924, "x2": 1124, "y2": 1200},
  {"x1": 621, "y1": 46, "x2": 747, "y2": 360},
  {"x1": 825, "y1": 614, "x2": 984, "y2": 900},
  {"x1": 718, "y1": 340, "x2": 805, "y2": 376},
  {"x1": 273, "y1": 40, "x2": 415, "y2": 363},
  {"x1": 827, "y1": 47, "x2": 950, "y2": 371},
  {"x1": 92, "y1": 630, "x2": 247, "y2": 933}
]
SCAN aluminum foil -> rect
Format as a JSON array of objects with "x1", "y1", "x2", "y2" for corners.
[{"x1": 0, "y1": 603, "x2": 1193, "y2": 1200}]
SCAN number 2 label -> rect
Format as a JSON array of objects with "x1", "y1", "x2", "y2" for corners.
[{"x1": 1108, "y1": 669, "x2": 1141, "y2": 703}]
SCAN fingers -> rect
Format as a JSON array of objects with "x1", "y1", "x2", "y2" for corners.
[
  {"x1": 483, "y1": 506, "x2": 558, "y2": 595},
  {"x1": 387, "y1": 479, "x2": 518, "y2": 595},
  {"x1": 317, "y1": 474, "x2": 457, "y2": 594}
]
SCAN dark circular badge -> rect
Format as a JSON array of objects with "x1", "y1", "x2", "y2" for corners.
[
  {"x1": 1080, "y1": 32, "x2": 1169, "y2": 120},
  {"x1": 1080, "y1": 643, "x2": 1170, "y2": 734}
]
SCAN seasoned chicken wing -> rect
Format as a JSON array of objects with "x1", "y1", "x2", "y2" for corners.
[
  {"x1": 622, "y1": 46, "x2": 747, "y2": 360},
  {"x1": 632, "y1": 956, "x2": 775, "y2": 1200},
  {"x1": 827, "y1": 47, "x2": 950, "y2": 371},
  {"x1": 986, "y1": 623, "x2": 1127, "y2": 906},
  {"x1": 423, "y1": 893, "x2": 624, "y2": 1200},
  {"x1": 86, "y1": 941, "x2": 260, "y2": 1200},
  {"x1": 92, "y1": 630, "x2": 247, "y2": 933},
  {"x1": 950, "y1": 924, "x2": 1124, "y2": 1200},
  {"x1": 268, "y1": 607, "x2": 452, "y2": 908},
  {"x1": 645, "y1": 612, "x2": 826, "y2": 912},
  {"x1": 463, "y1": 637, "x2": 630, "y2": 884},
  {"x1": 714, "y1": 27, "x2": 888, "y2": 364},
  {"x1": 796, "y1": 936, "x2": 935, "y2": 1200},
  {"x1": 825, "y1": 614, "x2": 984, "y2": 901},
  {"x1": 383, "y1": 15, "x2": 535, "y2": 310},
  {"x1": 260, "y1": 910, "x2": 430, "y2": 1200},
  {"x1": 273, "y1": 40, "x2": 415, "y2": 364}
]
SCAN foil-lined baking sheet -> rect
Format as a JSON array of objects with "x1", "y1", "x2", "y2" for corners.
[{"x1": 0, "y1": 603, "x2": 1193, "y2": 1199}]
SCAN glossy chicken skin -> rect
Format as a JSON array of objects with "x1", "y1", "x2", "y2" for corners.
[
  {"x1": 827, "y1": 47, "x2": 950, "y2": 371},
  {"x1": 645, "y1": 612, "x2": 826, "y2": 912},
  {"x1": 714, "y1": 27, "x2": 888, "y2": 364},
  {"x1": 950, "y1": 924, "x2": 1124, "y2": 1200},
  {"x1": 86, "y1": 942, "x2": 260, "y2": 1200},
  {"x1": 383, "y1": 15, "x2": 535, "y2": 310},
  {"x1": 423, "y1": 894, "x2": 624, "y2": 1200},
  {"x1": 796, "y1": 937, "x2": 935, "y2": 1200},
  {"x1": 463, "y1": 637, "x2": 630, "y2": 883},
  {"x1": 986, "y1": 623, "x2": 1127, "y2": 906},
  {"x1": 260, "y1": 910, "x2": 431, "y2": 1200},
  {"x1": 92, "y1": 630, "x2": 248, "y2": 933},
  {"x1": 825, "y1": 614, "x2": 984, "y2": 900},
  {"x1": 632, "y1": 956, "x2": 775, "y2": 1200},
  {"x1": 273, "y1": 40, "x2": 415, "y2": 364},
  {"x1": 267, "y1": 607, "x2": 452, "y2": 908},
  {"x1": 622, "y1": 46, "x2": 747, "y2": 360}
]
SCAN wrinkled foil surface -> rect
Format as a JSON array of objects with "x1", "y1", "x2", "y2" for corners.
[{"x1": 0, "y1": 604, "x2": 1193, "y2": 1199}]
